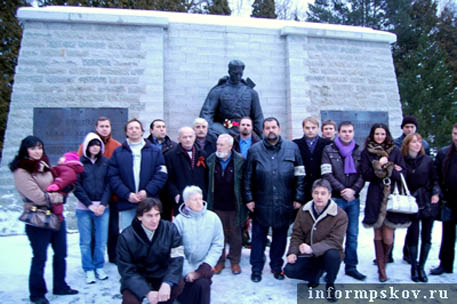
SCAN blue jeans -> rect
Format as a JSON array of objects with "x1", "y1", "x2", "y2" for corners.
[
  {"x1": 334, "y1": 197, "x2": 360, "y2": 270},
  {"x1": 25, "y1": 220, "x2": 70, "y2": 300},
  {"x1": 119, "y1": 208, "x2": 137, "y2": 231},
  {"x1": 76, "y1": 209, "x2": 109, "y2": 272},
  {"x1": 250, "y1": 221, "x2": 288, "y2": 273}
]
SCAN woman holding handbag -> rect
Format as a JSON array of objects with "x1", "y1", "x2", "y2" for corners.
[
  {"x1": 401, "y1": 133, "x2": 440, "y2": 282},
  {"x1": 10, "y1": 136, "x2": 78, "y2": 304},
  {"x1": 360, "y1": 123, "x2": 407, "y2": 282}
]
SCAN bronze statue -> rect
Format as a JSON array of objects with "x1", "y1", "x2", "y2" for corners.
[{"x1": 200, "y1": 60, "x2": 264, "y2": 137}]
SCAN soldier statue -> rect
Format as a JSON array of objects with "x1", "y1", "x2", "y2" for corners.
[{"x1": 200, "y1": 60, "x2": 264, "y2": 138}]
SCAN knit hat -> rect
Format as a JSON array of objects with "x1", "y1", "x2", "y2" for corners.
[
  {"x1": 63, "y1": 151, "x2": 80, "y2": 162},
  {"x1": 401, "y1": 116, "x2": 418, "y2": 128}
]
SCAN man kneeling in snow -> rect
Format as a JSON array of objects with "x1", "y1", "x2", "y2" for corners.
[
  {"x1": 117, "y1": 198, "x2": 184, "y2": 304},
  {"x1": 284, "y1": 179, "x2": 348, "y2": 303}
]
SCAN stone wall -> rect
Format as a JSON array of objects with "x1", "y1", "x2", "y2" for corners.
[{"x1": 0, "y1": 6, "x2": 401, "y2": 234}]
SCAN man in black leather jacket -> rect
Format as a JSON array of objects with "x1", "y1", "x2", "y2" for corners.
[
  {"x1": 321, "y1": 121, "x2": 366, "y2": 281},
  {"x1": 117, "y1": 198, "x2": 184, "y2": 304},
  {"x1": 244, "y1": 117, "x2": 305, "y2": 283}
]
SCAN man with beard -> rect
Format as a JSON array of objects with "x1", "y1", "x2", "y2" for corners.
[
  {"x1": 165, "y1": 127, "x2": 208, "y2": 216},
  {"x1": 233, "y1": 117, "x2": 261, "y2": 159},
  {"x1": 206, "y1": 134, "x2": 246, "y2": 275},
  {"x1": 244, "y1": 117, "x2": 305, "y2": 282},
  {"x1": 146, "y1": 119, "x2": 177, "y2": 155}
]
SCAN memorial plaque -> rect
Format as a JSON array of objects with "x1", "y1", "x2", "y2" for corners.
[
  {"x1": 320, "y1": 111, "x2": 389, "y2": 146},
  {"x1": 34, "y1": 108, "x2": 128, "y2": 164}
]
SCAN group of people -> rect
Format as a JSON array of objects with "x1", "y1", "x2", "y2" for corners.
[{"x1": 10, "y1": 113, "x2": 457, "y2": 304}]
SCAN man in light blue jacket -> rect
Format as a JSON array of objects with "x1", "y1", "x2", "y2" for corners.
[{"x1": 173, "y1": 186, "x2": 224, "y2": 304}]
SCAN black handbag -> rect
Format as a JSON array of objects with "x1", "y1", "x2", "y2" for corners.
[
  {"x1": 413, "y1": 188, "x2": 439, "y2": 219},
  {"x1": 439, "y1": 201, "x2": 453, "y2": 222},
  {"x1": 18, "y1": 194, "x2": 61, "y2": 231}
]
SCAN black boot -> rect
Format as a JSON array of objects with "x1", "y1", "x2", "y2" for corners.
[
  {"x1": 418, "y1": 243, "x2": 431, "y2": 282},
  {"x1": 408, "y1": 245, "x2": 419, "y2": 282},
  {"x1": 326, "y1": 283, "x2": 337, "y2": 302}
]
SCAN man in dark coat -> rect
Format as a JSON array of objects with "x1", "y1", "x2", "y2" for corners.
[
  {"x1": 117, "y1": 198, "x2": 184, "y2": 304},
  {"x1": 284, "y1": 179, "x2": 348, "y2": 303},
  {"x1": 108, "y1": 119, "x2": 168, "y2": 231},
  {"x1": 244, "y1": 117, "x2": 305, "y2": 283},
  {"x1": 321, "y1": 121, "x2": 365, "y2": 280},
  {"x1": 165, "y1": 126, "x2": 208, "y2": 216},
  {"x1": 207, "y1": 134, "x2": 247, "y2": 275},
  {"x1": 233, "y1": 117, "x2": 261, "y2": 159},
  {"x1": 394, "y1": 115, "x2": 430, "y2": 154},
  {"x1": 146, "y1": 119, "x2": 177, "y2": 221},
  {"x1": 193, "y1": 118, "x2": 217, "y2": 156},
  {"x1": 293, "y1": 117, "x2": 331, "y2": 203},
  {"x1": 431, "y1": 123, "x2": 457, "y2": 275},
  {"x1": 146, "y1": 119, "x2": 177, "y2": 155}
]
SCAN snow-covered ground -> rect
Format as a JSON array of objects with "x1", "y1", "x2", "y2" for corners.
[{"x1": 0, "y1": 221, "x2": 455, "y2": 304}]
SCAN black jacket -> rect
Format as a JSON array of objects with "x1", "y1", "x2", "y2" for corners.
[
  {"x1": 146, "y1": 135, "x2": 177, "y2": 155},
  {"x1": 198, "y1": 134, "x2": 217, "y2": 157},
  {"x1": 165, "y1": 144, "x2": 208, "y2": 214},
  {"x1": 435, "y1": 145, "x2": 457, "y2": 208},
  {"x1": 404, "y1": 154, "x2": 441, "y2": 218},
  {"x1": 244, "y1": 137, "x2": 305, "y2": 228},
  {"x1": 293, "y1": 136, "x2": 331, "y2": 202},
  {"x1": 74, "y1": 155, "x2": 111, "y2": 207},
  {"x1": 360, "y1": 146, "x2": 408, "y2": 227},
  {"x1": 108, "y1": 140, "x2": 168, "y2": 211},
  {"x1": 321, "y1": 142, "x2": 364, "y2": 198},
  {"x1": 117, "y1": 218, "x2": 183, "y2": 300}
]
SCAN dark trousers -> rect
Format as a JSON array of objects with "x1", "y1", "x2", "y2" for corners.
[
  {"x1": 107, "y1": 199, "x2": 119, "y2": 263},
  {"x1": 178, "y1": 278, "x2": 212, "y2": 304},
  {"x1": 215, "y1": 209, "x2": 242, "y2": 265},
  {"x1": 25, "y1": 221, "x2": 69, "y2": 300},
  {"x1": 122, "y1": 278, "x2": 184, "y2": 304},
  {"x1": 284, "y1": 249, "x2": 341, "y2": 284},
  {"x1": 439, "y1": 218, "x2": 457, "y2": 272},
  {"x1": 250, "y1": 221, "x2": 288, "y2": 273},
  {"x1": 405, "y1": 217, "x2": 434, "y2": 250}
]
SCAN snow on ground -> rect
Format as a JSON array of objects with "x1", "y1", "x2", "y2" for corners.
[{"x1": 0, "y1": 221, "x2": 455, "y2": 304}]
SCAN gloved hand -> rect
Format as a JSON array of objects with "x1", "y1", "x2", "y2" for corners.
[{"x1": 47, "y1": 184, "x2": 60, "y2": 192}]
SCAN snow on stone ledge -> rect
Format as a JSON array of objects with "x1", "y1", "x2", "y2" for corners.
[{"x1": 17, "y1": 6, "x2": 396, "y2": 43}]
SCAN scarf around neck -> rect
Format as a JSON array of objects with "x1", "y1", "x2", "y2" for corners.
[
  {"x1": 366, "y1": 140, "x2": 394, "y2": 158},
  {"x1": 334, "y1": 137, "x2": 357, "y2": 174}
]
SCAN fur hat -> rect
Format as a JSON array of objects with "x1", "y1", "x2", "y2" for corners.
[{"x1": 401, "y1": 116, "x2": 418, "y2": 128}]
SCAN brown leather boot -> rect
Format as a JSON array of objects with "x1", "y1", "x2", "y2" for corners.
[
  {"x1": 231, "y1": 263, "x2": 241, "y2": 275},
  {"x1": 214, "y1": 263, "x2": 225, "y2": 274},
  {"x1": 374, "y1": 240, "x2": 387, "y2": 282}
]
